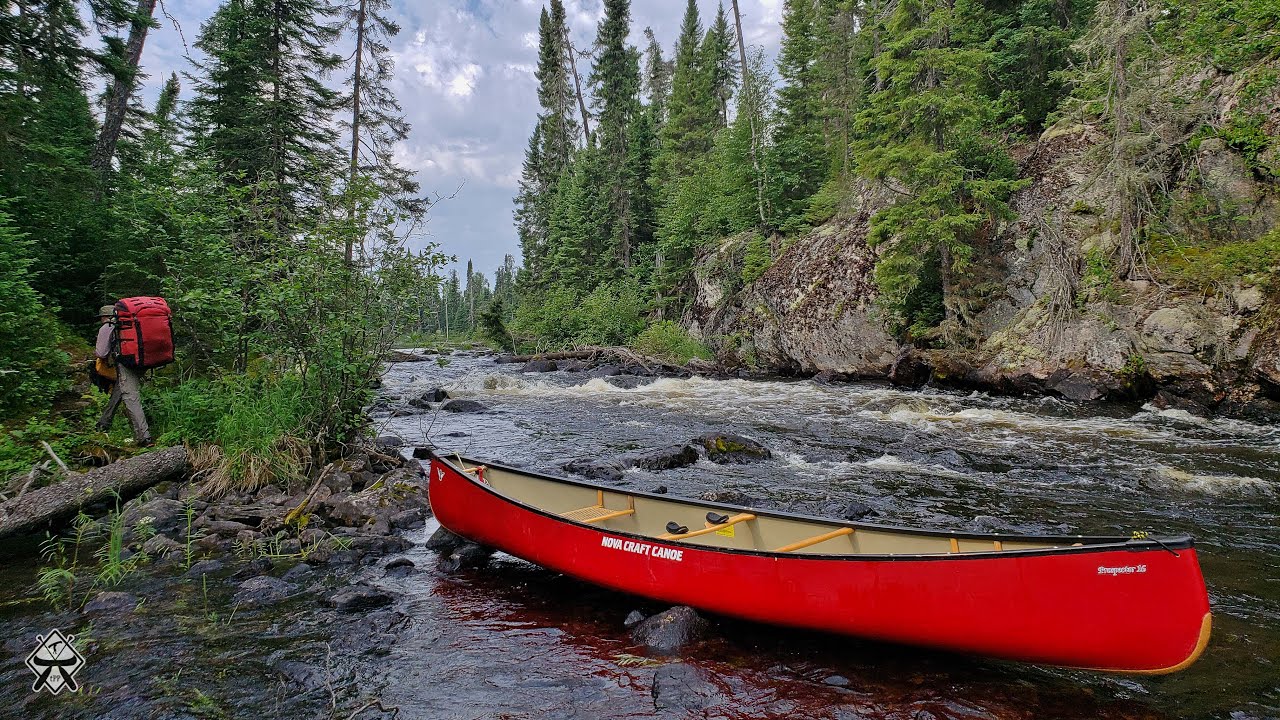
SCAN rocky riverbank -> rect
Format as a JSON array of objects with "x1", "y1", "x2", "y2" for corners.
[{"x1": 683, "y1": 67, "x2": 1280, "y2": 422}]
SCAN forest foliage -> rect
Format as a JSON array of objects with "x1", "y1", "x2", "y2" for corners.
[
  {"x1": 0, "y1": 0, "x2": 449, "y2": 489},
  {"x1": 511, "y1": 0, "x2": 1277, "y2": 349}
]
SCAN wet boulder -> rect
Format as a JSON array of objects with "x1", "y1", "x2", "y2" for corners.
[
  {"x1": 83, "y1": 591, "x2": 138, "y2": 615},
  {"x1": 840, "y1": 501, "x2": 875, "y2": 521},
  {"x1": 522, "y1": 359, "x2": 558, "y2": 373},
  {"x1": 232, "y1": 576, "x2": 297, "y2": 607},
  {"x1": 374, "y1": 435, "x2": 405, "y2": 449},
  {"x1": 629, "y1": 605, "x2": 708, "y2": 655},
  {"x1": 696, "y1": 432, "x2": 772, "y2": 464},
  {"x1": 425, "y1": 526, "x2": 468, "y2": 554},
  {"x1": 390, "y1": 508, "x2": 427, "y2": 530},
  {"x1": 440, "y1": 399, "x2": 488, "y2": 413},
  {"x1": 811, "y1": 369, "x2": 848, "y2": 385},
  {"x1": 620, "y1": 444, "x2": 699, "y2": 472},
  {"x1": 122, "y1": 497, "x2": 188, "y2": 537},
  {"x1": 888, "y1": 347, "x2": 932, "y2": 389},
  {"x1": 326, "y1": 585, "x2": 393, "y2": 613},
  {"x1": 651, "y1": 663, "x2": 721, "y2": 713},
  {"x1": 1046, "y1": 369, "x2": 1113, "y2": 402},
  {"x1": 408, "y1": 388, "x2": 450, "y2": 408},
  {"x1": 437, "y1": 541, "x2": 494, "y2": 572},
  {"x1": 562, "y1": 458, "x2": 626, "y2": 482},
  {"x1": 385, "y1": 558, "x2": 415, "y2": 577},
  {"x1": 281, "y1": 563, "x2": 314, "y2": 582},
  {"x1": 698, "y1": 489, "x2": 755, "y2": 506}
]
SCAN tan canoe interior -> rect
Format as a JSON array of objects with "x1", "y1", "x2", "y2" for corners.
[{"x1": 453, "y1": 458, "x2": 1101, "y2": 556}]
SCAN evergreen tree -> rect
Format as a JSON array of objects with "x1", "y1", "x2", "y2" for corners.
[
  {"x1": 189, "y1": 0, "x2": 343, "y2": 231},
  {"x1": 0, "y1": 0, "x2": 106, "y2": 326},
  {"x1": 702, "y1": 3, "x2": 738, "y2": 126},
  {"x1": 587, "y1": 0, "x2": 643, "y2": 274},
  {"x1": 770, "y1": 0, "x2": 826, "y2": 230},
  {"x1": 341, "y1": 0, "x2": 424, "y2": 263},
  {"x1": 514, "y1": 1, "x2": 579, "y2": 290},
  {"x1": 657, "y1": 0, "x2": 716, "y2": 181},
  {"x1": 642, "y1": 26, "x2": 672, "y2": 127},
  {"x1": 854, "y1": 0, "x2": 1023, "y2": 342}
]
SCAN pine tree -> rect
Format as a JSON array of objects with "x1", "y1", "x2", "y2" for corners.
[
  {"x1": 658, "y1": 0, "x2": 716, "y2": 181},
  {"x1": 90, "y1": 0, "x2": 158, "y2": 178},
  {"x1": 642, "y1": 27, "x2": 672, "y2": 127},
  {"x1": 588, "y1": 0, "x2": 643, "y2": 274},
  {"x1": 702, "y1": 3, "x2": 738, "y2": 127},
  {"x1": 771, "y1": 0, "x2": 826, "y2": 230},
  {"x1": 189, "y1": 0, "x2": 343, "y2": 231},
  {"x1": 0, "y1": 0, "x2": 106, "y2": 325},
  {"x1": 854, "y1": 0, "x2": 1023, "y2": 342},
  {"x1": 514, "y1": 1, "x2": 580, "y2": 290}
]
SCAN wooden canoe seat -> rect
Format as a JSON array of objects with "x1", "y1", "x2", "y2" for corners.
[
  {"x1": 561, "y1": 505, "x2": 635, "y2": 523},
  {"x1": 562, "y1": 491, "x2": 635, "y2": 524},
  {"x1": 773, "y1": 527, "x2": 854, "y2": 553},
  {"x1": 659, "y1": 513, "x2": 755, "y2": 541}
]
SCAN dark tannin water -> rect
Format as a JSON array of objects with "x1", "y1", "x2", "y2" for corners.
[
  {"x1": 0, "y1": 352, "x2": 1274, "y2": 719},
  {"x1": 377, "y1": 353, "x2": 1279, "y2": 720}
]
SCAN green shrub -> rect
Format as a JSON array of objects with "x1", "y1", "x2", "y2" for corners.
[
  {"x1": 0, "y1": 205, "x2": 69, "y2": 414},
  {"x1": 512, "y1": 280, "x2": 646, "y2": 349},
  {"x1": 1150, "y1": 228, "x2": 1280, "y2": 292},
  {"x1": 741, "y1": 233, "x2": 773, "y2": 284},
  {"x1": 148, "y1": 373, "x2": 310, "y2": 494},
  {"x1": 631, "y1": 321, "x2": 712, "y2": 365}
]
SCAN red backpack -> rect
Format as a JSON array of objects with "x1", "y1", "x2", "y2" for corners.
[{"x1": 114, "y1": 296, "x2": 175, "y2": 370}]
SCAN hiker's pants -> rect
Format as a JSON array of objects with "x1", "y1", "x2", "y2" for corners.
[{"x1": 99, "y1": 363, "x2": 151, "y2": 443}]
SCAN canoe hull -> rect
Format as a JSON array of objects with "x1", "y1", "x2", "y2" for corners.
[{"x1": 427, "y1": 457, "x2": 1211, "y2": 673}]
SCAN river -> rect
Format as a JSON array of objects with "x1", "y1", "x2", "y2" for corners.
[
  {"x1": 375, "y1": 352, "x2": 1279, "y2": 719},
  {"x1": 0, "y1": 351, "x2": 1275, "y2": 719}
]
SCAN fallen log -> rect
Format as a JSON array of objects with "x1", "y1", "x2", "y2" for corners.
[
  {"x1": 0, "y1": 446, "x2": 189, "y2": 539},
  {"x1": 498, "y1": 349, "x2": 600, "y2": 363}
]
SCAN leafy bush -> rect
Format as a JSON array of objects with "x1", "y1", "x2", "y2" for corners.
[
  {"x1": 631, "y1": 321, "x2": 712, "y2": 364},
  {"x1": 741, "y1": 233, "x2": 773, "y2": 284},
  {"x1": 0, "y1": 206, "x2": 69, "y2": 414},
  {"x1": 512, "y1": 280, "x2": 646, "y2": 349}
]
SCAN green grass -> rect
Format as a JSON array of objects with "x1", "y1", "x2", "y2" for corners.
[{"x1": 630, "y1": 322, "x2": 713, "y2": 365}]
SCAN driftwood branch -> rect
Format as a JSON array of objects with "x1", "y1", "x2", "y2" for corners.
[{"x1": 0, "y1": 447, "x2": 189, "y2": 539}]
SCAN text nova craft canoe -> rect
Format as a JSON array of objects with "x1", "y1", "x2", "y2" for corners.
[{"x1": 427, "y1": 452, "x2": 1211, "y2": 673}]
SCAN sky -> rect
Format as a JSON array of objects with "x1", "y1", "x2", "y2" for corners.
[{"x1": 133, "y1": 0, "x2": 785, "y2": 283}]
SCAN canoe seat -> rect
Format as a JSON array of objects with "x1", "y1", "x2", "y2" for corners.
[{"x1": 561, "y1": 494, "x2": 636, "y2": 524}]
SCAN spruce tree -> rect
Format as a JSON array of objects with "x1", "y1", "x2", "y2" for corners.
[
  {"x1": 702, "y1": 3, "x2": 738, "y2": 127},
  {"x1": 642, "y1": 27, "x2": 672, "y2": 127},
  {"x1": 587, "y1": 0, "x2": 643, "y2": 274},
  {"x1": 854, "y1": 0, "x2": 1023, "y2": 342},
  {"x1": 771, "y1": 0, "x2": 826, "y2": 230}
]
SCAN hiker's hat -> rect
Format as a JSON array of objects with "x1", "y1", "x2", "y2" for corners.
[{"x1": 98, "y1": 305, "x2": 117, "y2": 319}]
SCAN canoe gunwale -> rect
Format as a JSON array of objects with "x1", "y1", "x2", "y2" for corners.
[{"x1": 431, "y1": 452, "x2": 1195, "y2": 561}]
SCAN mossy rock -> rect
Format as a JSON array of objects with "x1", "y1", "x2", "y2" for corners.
[{"x1": 696, "y1": 433, "x2": 772, "y2": 464}]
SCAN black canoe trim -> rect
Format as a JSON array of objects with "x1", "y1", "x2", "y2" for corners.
[{"x1": 431, "y1": 453, "x2": 1195, "y2": 562}]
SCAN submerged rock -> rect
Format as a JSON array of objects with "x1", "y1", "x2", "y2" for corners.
[
  {"x1": 561, "y1": 458, "x2": 626, "y2": 482},
  {"x1": 630, "y1": 605, "x2": 708, "y2": 655},
  {"x1": 326, "y1": 585, "x2": 393, "y2": 613},
  {"x1": 620, "y1": 444, "x2": 699, "y2": 472},
  {"x1": 384, "y1": 558, "x2": 415, "y2": 577},
  {"x1": 651, "y1": 663, "x2": 721, "y2": 713},
  {"x1": 522, "y1": 359, "x2": 558, "y2": 373},
  {"x1": 440, "y1": 399, "x2": 488, "y2": 413},
  {"x1": 232, "y1": 576, "x2": 297, "y2": 607},
  {"x1": 437, "y1": 541, "x2": 494, "y2": 573},
  {"x1": 696, "y1": 432, "x2": 772, "y2": 464},
  {"x1": 408, "y1": 388, "x2": 449, "y2": 408}
]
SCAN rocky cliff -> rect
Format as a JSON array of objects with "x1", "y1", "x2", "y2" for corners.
[{"x1": 686, "y1": 65, "x2": 1279, "y2": 420}]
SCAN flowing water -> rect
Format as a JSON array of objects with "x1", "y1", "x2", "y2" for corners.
[
  {"x1": 375, "y1": 352, "x2": 1280, "y2": 719},
  {"x1": 1, "y1": 351, "x2": 1275, "y2": 719}
]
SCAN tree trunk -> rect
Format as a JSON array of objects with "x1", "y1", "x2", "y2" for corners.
[
  {"x1": 0, "y1": 447, "x2": 189, "y2": 539},
  {"x1": 346, "y1": 0, "x2": 368, "y2": 265},
  {"x1": 90, "y1": 0, "x2": 158, "y2": 178},
  {"x1": 562, "y1": 24, "x2": 591, "y2": 143}
]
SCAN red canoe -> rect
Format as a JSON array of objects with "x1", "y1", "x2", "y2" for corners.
[{"x1": 427, "y1": 453, "x2": 1212, "y2": 673}]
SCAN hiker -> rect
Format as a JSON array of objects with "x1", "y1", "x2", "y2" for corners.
[{"x1": 94, "y1": 304, "x2": 153, "y2": 446}]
